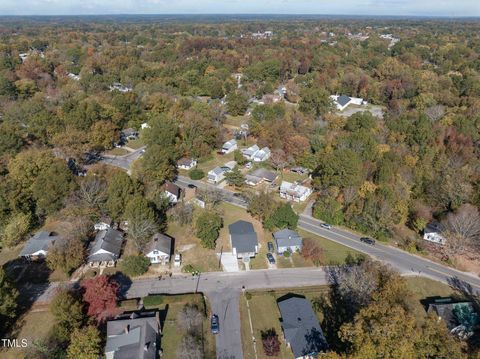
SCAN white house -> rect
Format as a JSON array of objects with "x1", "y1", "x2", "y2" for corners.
[
  {"x1": 423, "y1": 223, "x2": 446, "y2": 245},
  {"x1": 273, "y1": 229, "x2": 303, "y2": 254},
  {"x1": 94, "y1": 218, "x2": 112, "y2": 231},
  {"x1": 252, "y1": 147, "x2": 271, "y2": 162},
  {"x1": 164, "y1": 182, "x2": 181, "y2": 204},
  {"x1": 221, "y1": 139, "x2": 237, "y2": 154},
  {"x1": 207, "y1": 161, "x2": 237, "y2": 184},
  {"x1": 229, "y1": 220, "x2": 258, "y2": 259},
  {"x1": 242, "y1": 144, "x2": 260, "y2": 160},
  {"x1": 330, "y1": 95, "x2": 366, "y2": 111},
  {"x1": 280, "y1": 181, "x2": 313, "y2": 202},
  {"x1": 67, "y1": 73, "x2": 81, "y2": 81},
  {"x1": 144, "y1": 233, "x2": 172, "y2": 265},
  {"x1": 177, "y1": 157, "x2": 197, "y2": 170}
]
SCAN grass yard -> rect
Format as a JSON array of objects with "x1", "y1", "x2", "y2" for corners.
[
  {"x1": 105, "y1": 147, "x2": 129, "y2": 156},
  {"x1": 280, "y1": 170, "x2": 308, "y2": 184},
  {"x1": 0, "y1": 244, "x2": 22, "y2": 266},
  {"x1": 2, "y1": 309, "x2": 56, "y2": 359},
  {"x1": 298, "y1": 229, "x2": 362, "y2": 265},
  {"x1": 139, "y1": 293, "x2": 215, "y2": 359},
  {"x1": 196, "y1": 150, "x2": 235, "y2": 175},
  {"x1": 240, "y1": 287, "x2": 328, "y2": 359},
  {"x1": 166, "y1": 221, "x2": 219, "y2": 273},
  {"x1": 125, "y1": 138, "x2": 144, "y2": 149}
]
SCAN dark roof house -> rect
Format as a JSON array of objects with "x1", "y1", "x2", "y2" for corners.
[
  {"x1": 273, "y1": 229, "x2": 303, "y2": 253},
  {"x1": 144, "y1": 233, "x2": 172, "y2": 256},
  {"x1": 278, "y1": 296, "x2": 328, "y2": 358},
  {"x1": 88, "y1": 228, "x2": 124, "y2": 264},
  {"x1": 105, "y1": 311, "x2": 160, "y2": 359},
  {"x1": 229, "y1": 220, "x2": 258, "y2": 258},
  {"x1": 19, "y1": 231, "x2": 62, "y2": 258},
  {"x1": 165, "y1": 181, "x2": 181, "y2": 199},
  {"x1": 337, "y1": 95, "x2": 351, "y2": 107}
]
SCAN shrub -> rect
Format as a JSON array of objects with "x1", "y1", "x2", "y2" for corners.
[
  {"x1": 189, "y1": 168, "x2": 205, "y2": 180},
  {"x1": 261, "y1": 328, "x2": 281, "y2": 356},
  {"x1": 283, "y1": 251, "x2": 291, "y2": 258},
  {"x1": 119, "y1": 255, "x2": 150, "y2": 277}
]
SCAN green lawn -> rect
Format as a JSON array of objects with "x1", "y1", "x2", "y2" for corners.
[
  {"x1": 105, "y1": 147, "x2": 129, "y2": 156},
  {"x1": 138, "y1": 294, "x2": 215, "y2": 359},
  {"x1": 196, "y1": 150, "x2": 234, "y2": 175},
  {"x1": 125, "y1": 138, "x2": 145, "y2": 149}
]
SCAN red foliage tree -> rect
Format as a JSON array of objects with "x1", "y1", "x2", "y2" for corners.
[
  {"x1": 301, "y1": 238, "x2": 325, "y2": 266},
  {"x1": 81, "y1": 275, "x2": 120, "y2": 324},
  {"x1": 261, "y1": 328, "x2": 281, "y2": 356}
]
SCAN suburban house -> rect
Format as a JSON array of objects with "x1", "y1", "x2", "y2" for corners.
[
  {"x1": 121, "y1": 128, "x2": 139, "y2": 141},
  {"x1": 87, "y1": 228, "x2": 124, "y2": 267},
  {"x1": 105, "y1": 311, "x2": 161, "y2": 359},
  {"x1": 144, "y1": 233, "x2": 173, "y2": 265},
  {"x1": 423, "y1": 222, "x2": 446, "y2": 245},
  {"x1": 177, "y1": 157, "x2": 197, "y2": 170},
  {"x1": 109, "y1": 83, "x2": 133, "y2": 93},
  {"x1": 273, "y1": 229, "x2": 303, "y2": 254},
  {"x1": 252, "y1": 147, "x2": 271, "y2": 162},
  {"x1": 208, "y1": 161, "x2": 236, "y2": 184},
  {"x1": 164, "y1": 181, "x2": 181, "y2": 204},
  {"x1": 229, "y1": 220, "x2": 259, "y2": 259},
  {"x1": 427, "y1": 298, "x2": 479, "y2": 339},
  {"x1": 330, "y1": 94, "x2": 366, "y2": 111},
  {"x1": 19, "y1": 231, "x2": 62, "y2": 260},
  {"x1": 245, "y1": 168, "x2": 278, "y2": 186},
  {"x1": 278, "y1": 296, "x2": 328, "y2": 359},
  {"x1": 242, "y1": 144, "x2": 260, "y2": 160},
  {"x1": 280, "y1": 181, "x2": 313, "y2": 202},
  {"x1": 221, "y1": 139, "x2": 238, "y2": 154}
]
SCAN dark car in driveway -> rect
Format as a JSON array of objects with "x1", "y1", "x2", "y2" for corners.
[
  {"x1": 211, "y1": 314, "x2": 219, "y2": 334},
  {"x1": 360, "y1": 237, "x2": 375, "y2": 245},
  {"x1": 267, "y1": 242, "x2": 274, "y2": 253},
  {"x1": 266, "y1": 253, "x2": 276, "y2": 264}
]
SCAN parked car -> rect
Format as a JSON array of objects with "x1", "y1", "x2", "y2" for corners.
[
  {"x1": 174, "y1": 254, "x2": 182, "y2": 267},
  {"x1": 320, "y1": 223, "x2": 332, "y2": 229},
  {"x1": 266, "y1": 253, "x2": 276, "y2": 264},
  {"x1": 211, "y1": 314, "x2": 219, "y2": 334},
  {"x1": 267, "y1": 242, "x2": 274, "y2": 253},
  {"x1": 360, "y1": 237, "x2": 375, "y2": 245}
]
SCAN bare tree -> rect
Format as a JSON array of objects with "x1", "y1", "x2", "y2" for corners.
[
  {"x1": 425, "y1": 104, "x2": 445, "y2": 122},
  {"x1": 171, "y1": 203, "x2": 194, "y2": 226},
  {"x1": 177, "y1": 334, "x2": 202, "y2": 359},
  {"x1": 442, "y1": 204, "x2": 480, "y2": 259},
  {"x1": 197, "y1": 188, "x2": 224, "y2": 209},
  {"x1": 177, "y1": 304, "x2": 203, "y2": 336},
  {"x1": 76, "y1": 177, "x2": 107, "y2": 208},
  {"x1": 128, "y1": 219, "x2": 158, "y2": 252},
  {"x1": 269, "y1": 149, "x2": 288, "y2": 171}
]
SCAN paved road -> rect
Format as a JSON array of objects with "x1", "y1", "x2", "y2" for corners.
[
  {"x1": 175, "y1": 176, "x2": 480, "y2": 294},
  {"x1": 100, "y1": 146, "x2": 146, "y2": 171},
  {"x1": 124, "y1": 268, "x2": 327, "y2": 359}
]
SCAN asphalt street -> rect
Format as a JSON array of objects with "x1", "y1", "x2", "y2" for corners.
[{"x1": 100, "y1": 146, "x2": 146, "y2": 172}]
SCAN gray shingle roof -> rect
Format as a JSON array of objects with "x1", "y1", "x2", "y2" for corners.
[
  {"x1": 229, "y1": 220, "x2": 258, "y2": 254},
  {"x1": 250, "y1": 168, "x2": 277, "y2": 182},
  {"x1": 143, "y1": 233, "x2": 172, "y2": 256},
  {"x1": 273, "y1": 229, "x2": 302, "y2": 248},
  {"x1": 278, "y1": 297, "x2": 328, "y2": 358},
  {"x1": 105, "y1": 311, "x2": 159, "y2": 359},
  {"x1": 19, "y1": 231, "x2": 61, "y2": 257},
  {"x1": 88, "y1": 228, "x2": 124, "y2": 262},
  {"x1": 337, "y1": 95, "x2": 351, "y2": 107}
]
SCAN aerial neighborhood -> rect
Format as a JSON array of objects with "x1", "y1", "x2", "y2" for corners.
[{"x1": 0, "y1": 10, "x2": 479, "y2": 359}]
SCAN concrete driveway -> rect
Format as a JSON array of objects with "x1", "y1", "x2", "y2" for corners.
[{"x1": 219, "y1": 252, "x2": 239, "y2": 272}]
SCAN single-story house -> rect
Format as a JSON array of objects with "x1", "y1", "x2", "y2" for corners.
[
  {"x1": 19, "y1": 231, "x2": 62, "y2": 260},
  {"x1": 229, "y1": 220, "x2": 259, "y2": 259},
  {"x1": 278, "y1": 296, "x2": 328, "y2": 359},
  {"x1": 105, "y1": 311, "x2": 160, "y2": 359},
  {"x1": 245, "y1": 168, "x2": 278, "y2": 186},
  {"x1": 280, "y1": 181, "x2": 313, "y2": 202},
  {"x1": 330, "y1": 94, "x2": 365, "y2": 111},
  {"x1": 208, "y1": 161, "x2": 237, "y2": 184},
  {"x1": 273, "y1": 229, "x2": 303, "y2": 254},
  {"x1": 177, "y1": 157, "x2": 197, "y2": 170},
  {"x1": 121, "y1": 128, "x2": 139, "y2": 141},
  {"x1": 164, "y1": 181, "x2": 181, "y2": 204},
  {"x1": 242, "y1": 144, "x2": 260, "y2": 160},
  {"x1": 252, "y1": 147, "x2": 271, "y2": 162},
  {"x1": 221, "y1": 139, "x2": 238, "y2": 154},
  {"x1": 87, "y1": 228, "x2": 124, "y2": 267},
  {"x1": 144, "y1": 233, "x2": 172, "y2": 265},
  {"x1": 427, "y1": 298, "x2": 479, "y2": 340},
  {"x1": 423, "y1": 222, "x2": 446, "y2": 245}
]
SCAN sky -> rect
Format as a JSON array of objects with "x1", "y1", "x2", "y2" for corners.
[{"x1": 0, "y1": 0, "x2": 479, "y2": 17}]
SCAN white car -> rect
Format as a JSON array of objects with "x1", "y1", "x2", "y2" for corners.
[
  {"x1": 320, "y1": 223, "x2": 332, "y2": 230},
  {"x1": 174, "y1": 254, "x2": 182, "y2": 267}
]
